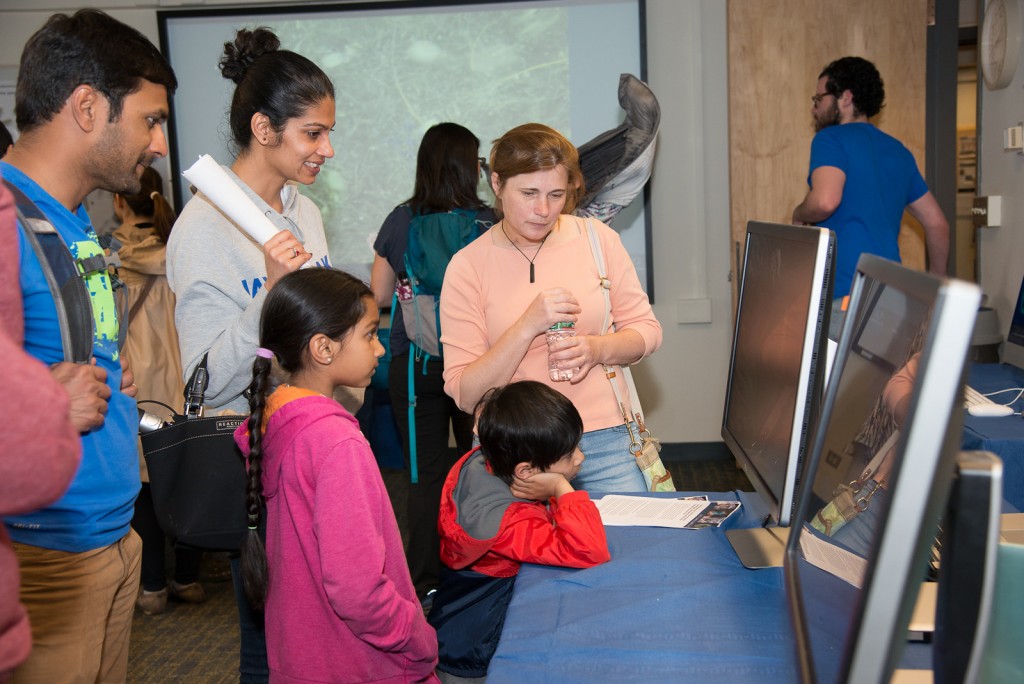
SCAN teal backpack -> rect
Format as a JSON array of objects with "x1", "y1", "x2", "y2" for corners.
[{"x1": 397, "y1": 207, "x2": 487, "y2": 482}]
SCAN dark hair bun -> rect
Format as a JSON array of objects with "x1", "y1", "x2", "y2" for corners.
[{"x1": 219, "y1": 27, "x2": 281, "y2": 85}]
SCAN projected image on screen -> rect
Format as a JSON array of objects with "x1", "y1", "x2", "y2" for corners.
[
  {"x1": 160, "y1": 1, "x2": 645, "y2": 284},
  {"x1": 282, "y1": 9, "x2": 570, "y2": 269}
]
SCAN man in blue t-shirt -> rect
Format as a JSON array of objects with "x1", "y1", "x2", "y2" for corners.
[
  {"x1": 792, "y1": 56, "x2": 949, "y2": 338},
  {"x1": 1, "y1": 10, "x2": 176, "y2": 681}
]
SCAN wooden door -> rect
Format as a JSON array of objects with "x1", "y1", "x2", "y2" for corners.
[{"x1": 727, "y1": 0, "x2": 930, "y2": 306}]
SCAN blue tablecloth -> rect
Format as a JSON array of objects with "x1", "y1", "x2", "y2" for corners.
[
  {"x1": 963, "y1": 364, "x2": 1024, "y2": 510},
  {"x1": 487, "y1": 491, "x2": 798, "y2": 683},
  {"x1": 486, "y1": 490, "x2": 934, "y2": 683}
]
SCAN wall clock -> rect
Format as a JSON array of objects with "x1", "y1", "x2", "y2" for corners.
[{"x1": 981, "y1": 0, "x2": 1022, "y2": 90}]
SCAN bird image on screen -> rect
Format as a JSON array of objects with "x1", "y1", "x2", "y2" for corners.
[
  {"x1": 783, "y1": 255, "x2": 981, "y2": 684},
  {"x1": 721, "y1": 221, "x2": 834, "y2": 569}
]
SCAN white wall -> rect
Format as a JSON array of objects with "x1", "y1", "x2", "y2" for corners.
[
  {"x1": 0, "y1": 0, "x2": 733, "y2": 444},
  {"x1": 977, "y1": 6, "x2": 1024, "y2": 354},
  {"x1": 641, "y1": 0, "x2": 732, "y2": 442}
]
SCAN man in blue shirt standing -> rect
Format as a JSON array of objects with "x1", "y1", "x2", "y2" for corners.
[
  {"x1": 792, "y1": 56, "x2": 949, "y2": 337},
  {"x1": 1, "y1": 10, "x2": 176, "y2": 682}
]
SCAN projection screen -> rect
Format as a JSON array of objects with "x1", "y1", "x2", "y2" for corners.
[{"x1": 158, "y1": 0, "x2": 649, "y2": 289}]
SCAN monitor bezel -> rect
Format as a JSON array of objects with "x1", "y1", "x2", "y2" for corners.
[
  {"x1": 783, "y1": 255, "x2": 980, "y2": 683},
  {"x1": 721, "y1": 220, "x2": 834, "y2": 527}
]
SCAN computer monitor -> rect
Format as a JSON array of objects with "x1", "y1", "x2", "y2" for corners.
[
  {"x1": 783, "y1": 255, "x2": 981, "y2": 684},
  {"x1": 721, "y1": 221, "x2": 834, "y2": 568},
  {"x1": 1000, "y1": 270, "x2": 1024, "y2": 369},
  {"x1": 933, "y1": 451, "x2": 1001, "y2": 684}
]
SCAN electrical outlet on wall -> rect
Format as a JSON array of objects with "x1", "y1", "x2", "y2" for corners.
[{"x1": 1004, "y1": 123, "x2": 1024, "y2": 152}]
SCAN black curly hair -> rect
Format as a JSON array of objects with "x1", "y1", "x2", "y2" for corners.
[{"x1": 819, "y1": 56, "x2": 885, "y2": 119}]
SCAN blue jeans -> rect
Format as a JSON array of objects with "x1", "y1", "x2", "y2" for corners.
[
  {"x1": 574, "y1": 423, "x2": 648, "y2": 494},
  {"x1": 230, "y1": 555, "x2": 269, "y2": 683},
  {"x1": 831, "y1": 484, "x2": 887, "y2": 558}
]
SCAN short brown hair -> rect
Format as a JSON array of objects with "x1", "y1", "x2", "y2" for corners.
[{"x1": 489, "y1": 123, "x2": 585, "y2": 214}]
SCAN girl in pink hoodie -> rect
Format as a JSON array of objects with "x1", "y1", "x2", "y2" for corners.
[{"x1": 234, "y1": 268, "x2": 439, "y2": 683}]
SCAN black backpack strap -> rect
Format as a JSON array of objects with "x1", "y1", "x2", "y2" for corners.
[{"x1": 5, "y1": 179, "x2": 94, "y2": 364}]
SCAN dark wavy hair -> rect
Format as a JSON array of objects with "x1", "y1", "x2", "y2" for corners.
[
  {"x1": 820, "y1": 56, "x2": 885, "y2": 119},
  {"x1": 118, "y1": 167, "x2": 177, "y2": 243},
  {"x1": 476, "y1": 380, "x2": 583, "y2": 484},
  {"x1": 240, "y1": 268, "x2": 373, "y2": 610},
  {"x1": 220, "y1": 27, "x2": 335, "y2": 155},
  {"x1": 15, "y1": 9, "x2": 177, "y2": 133},
  {"x1": 489, "y1": 123, "x2": 585, "y2": 215},
  {"x1": 406, "y1": 122, "x2": 489, "y2": 215}
]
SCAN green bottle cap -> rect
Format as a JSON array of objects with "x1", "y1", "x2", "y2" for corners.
[{"x1": 549, "y1": 321, "x2": 575, "y2": 330}]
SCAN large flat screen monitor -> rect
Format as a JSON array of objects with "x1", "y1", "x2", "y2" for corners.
[
  {"x1": 721, "y1": 221, "x2": 834, "y2": 568},
  {"x1": 1000, "y1": 269, "x2": 1024, "y2": 369},
  {"x1": 784, "y1": 255, "x2": 981, "y2": 684}
]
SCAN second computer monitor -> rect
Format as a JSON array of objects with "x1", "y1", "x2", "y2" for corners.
[
  {"x1": 784, "y1": 255, "x2": 981, "y2": 683},
  {"x1": 721, "y1": 221, "x2": 834, "y2": 568}
]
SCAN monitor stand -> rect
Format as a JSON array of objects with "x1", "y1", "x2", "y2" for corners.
[{"x1": 726, "y1": 526, "x2": 790, "y2": 568}]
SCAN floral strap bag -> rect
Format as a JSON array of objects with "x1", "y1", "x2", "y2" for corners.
[{"x1": 811, "y1": 430, "x2": 898, "y2": 536}]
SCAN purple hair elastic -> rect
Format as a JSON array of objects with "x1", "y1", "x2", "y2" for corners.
[{"x1": 256, "y1": 347, "x2": 274, "y2": 359}]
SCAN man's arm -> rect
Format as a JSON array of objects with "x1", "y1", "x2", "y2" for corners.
[
  {"x1": 792, "y1": 166, "x2": 846, "y2": 225},
  {"x1": 906, "y1": 191, "x2": 950, "y2": 277}
]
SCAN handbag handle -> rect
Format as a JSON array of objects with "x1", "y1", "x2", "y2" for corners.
[
  {"x1": 582, "y1": 218, "x2": 648, "y2": 430},
  {"x1": 184, "y1": 354, "x2": 210, "y2": 418},
  {"x1": 855, "y1": 429, "x2": 900, "y2": 487}
]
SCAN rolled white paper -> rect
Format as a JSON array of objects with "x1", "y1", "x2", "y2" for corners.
[{"x1": 182, "y1": 154, "x2": 280, "y2": 245}]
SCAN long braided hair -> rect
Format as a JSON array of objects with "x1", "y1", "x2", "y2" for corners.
[{"x1": 241, "y1": 268, "x2": 373, "y2": 610}]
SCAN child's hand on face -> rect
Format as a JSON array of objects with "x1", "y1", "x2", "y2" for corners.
[{"x1": 510, "y1": 471, "x2": 574, "y2": 501}]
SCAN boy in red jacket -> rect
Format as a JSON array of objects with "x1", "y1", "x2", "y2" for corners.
[{"x1": 430, "y1": 380, "x2": 610, "y2": 680}]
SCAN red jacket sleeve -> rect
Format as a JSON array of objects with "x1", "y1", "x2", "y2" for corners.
[{"x1": 489, "y1": 491, "x2": 610, "y2": 569}]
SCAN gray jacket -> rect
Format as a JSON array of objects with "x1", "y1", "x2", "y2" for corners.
[{"x1": 167, "y1": 167, "x2": 332, "y2": 414}]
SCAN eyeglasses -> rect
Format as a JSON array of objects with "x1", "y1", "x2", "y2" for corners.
[
  {"x1": 478, "y1": 156, "x2": 489, "y2": 176},
  {"x1": 811, "y1": 92, "x2": 833, "y2": 106}
]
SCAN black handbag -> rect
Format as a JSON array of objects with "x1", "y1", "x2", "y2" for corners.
[{"x1": 141, "y1": 355, "x2": 249, "y2": 551}]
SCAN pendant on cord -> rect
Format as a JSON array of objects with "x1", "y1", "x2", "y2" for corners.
[{"x1": 500, "y1": 221, "x2": 551, "y2": 285}]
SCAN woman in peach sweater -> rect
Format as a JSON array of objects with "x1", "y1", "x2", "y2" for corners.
[{"x1": 440, "y1": 123, "x2": 662, "y2": 493}]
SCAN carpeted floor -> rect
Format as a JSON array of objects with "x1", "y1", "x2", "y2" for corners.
[{"x1": 127, "y1": 457, "x2": 752, "y2": 682}]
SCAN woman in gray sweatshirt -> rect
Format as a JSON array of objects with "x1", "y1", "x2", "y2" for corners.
[{"x1": 165, "y1": 27, "x2": 336, "y2": 683}]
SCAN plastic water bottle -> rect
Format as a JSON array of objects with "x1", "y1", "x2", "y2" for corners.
[{"x1": 546, "y1": 322, "x2": 576, "y2": 382}]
